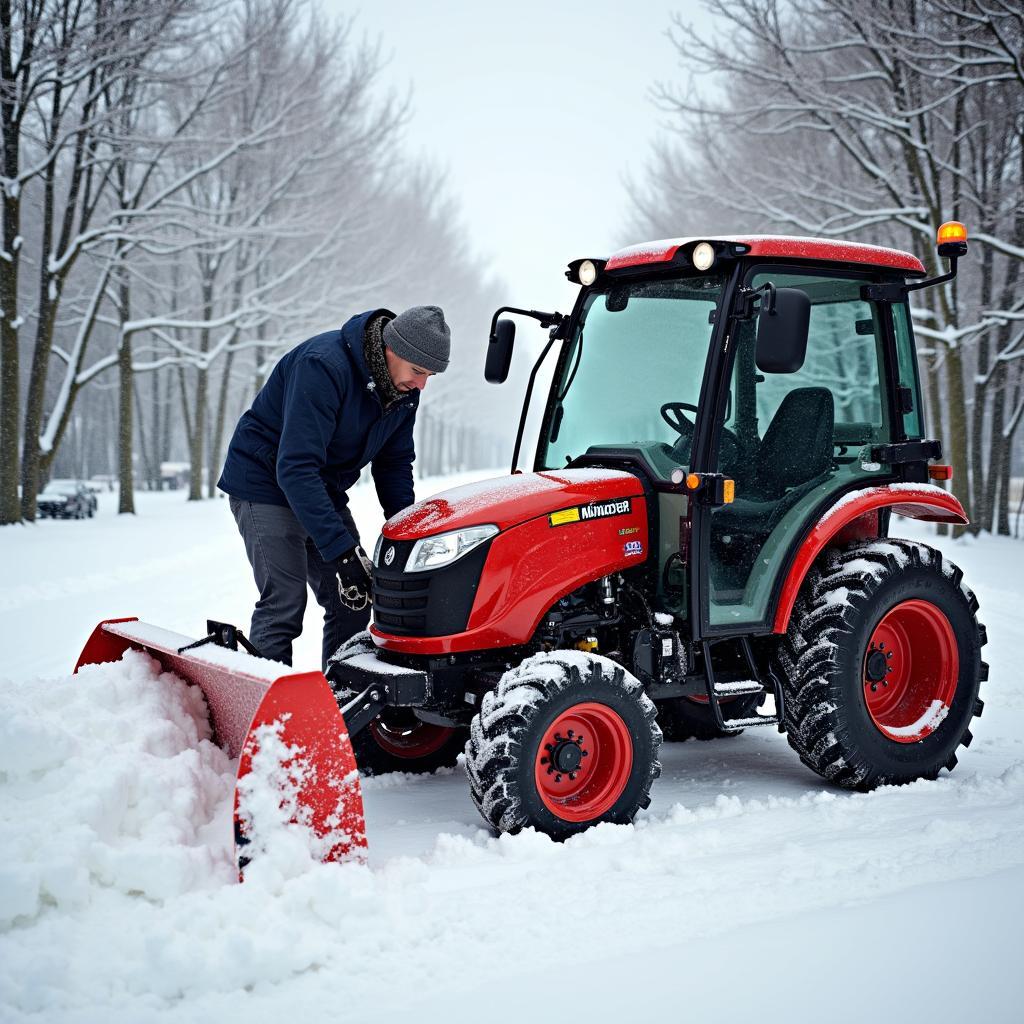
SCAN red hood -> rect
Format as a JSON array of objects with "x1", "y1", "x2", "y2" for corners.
[{"x1": 384, "y1": 469, "x2": 643, "y2": 540}]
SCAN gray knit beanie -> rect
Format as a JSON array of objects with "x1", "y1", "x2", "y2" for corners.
[{"x1": 383, "y1": 305, "x2": 451, "y2": 373}]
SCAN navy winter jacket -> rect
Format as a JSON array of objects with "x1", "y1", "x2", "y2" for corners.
[{"x1": 218, "y1": 310, "x2": 418, "y2": 562}]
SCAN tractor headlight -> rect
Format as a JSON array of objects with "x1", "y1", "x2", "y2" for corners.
[
  {"x1": 406, "y1": 524, "x2": 498, "y2": 573},
  {"x1": 578, "y1": 259, "x2": 598, "y2": 286}
]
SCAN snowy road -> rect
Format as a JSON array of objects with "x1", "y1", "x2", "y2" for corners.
[{"x1": 2, "y1": 480, "x2": 1023, "y2": 1022}]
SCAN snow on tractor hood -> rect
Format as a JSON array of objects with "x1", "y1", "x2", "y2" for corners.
[{"x1": 383, "y1": 468, "x2": 644, "y2": 540}]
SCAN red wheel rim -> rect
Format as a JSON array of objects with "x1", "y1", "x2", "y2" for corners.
[
  {"x1": 863, "y1": 599, "x2": 959, "y2": 743},
  {"x1": 370, "y1": 714, "x2": 456, "y2": 760},
  {"x1": 534, "y1": 702, "x2": 633, "y2": 822}
]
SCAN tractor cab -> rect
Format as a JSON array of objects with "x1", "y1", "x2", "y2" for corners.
[{"x1": 490, "y1": 235, "x2": 940, "y2": 640}]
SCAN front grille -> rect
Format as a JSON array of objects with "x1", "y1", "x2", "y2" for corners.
[
  {"x1": 371, "y1": 536, "x2": 493, "y2": 638},
  {"x1": 372, "y1": 571, "x2": 431, "y2": 633}
]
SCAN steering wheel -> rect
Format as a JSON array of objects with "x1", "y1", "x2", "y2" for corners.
[
  {"x1": 662, "y1": 401, "x2": 741, "y2": 475},
  {"x1": 660, "y1": 402, "x2": 699, "y2": 435}
]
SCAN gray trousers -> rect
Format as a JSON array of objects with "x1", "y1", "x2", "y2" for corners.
[{"x1": 228, "y1": 497, "x2": 369, "y2": 670}]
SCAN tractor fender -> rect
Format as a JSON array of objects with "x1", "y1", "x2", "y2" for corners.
[{"x1": 772, "y1": 484, "x2": 968, "y2": 634}]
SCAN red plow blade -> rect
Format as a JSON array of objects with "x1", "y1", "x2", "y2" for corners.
[{"x1": 75, "y1": 618, "x2": 366, "y2": 871}]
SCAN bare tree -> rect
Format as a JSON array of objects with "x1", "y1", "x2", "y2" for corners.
[
  {"x1": 632, "y1": 0, "x2": 1023, "y2": 531},
  {"x1": 3, "y1": 0, "x2": 508, "y2": 521}
]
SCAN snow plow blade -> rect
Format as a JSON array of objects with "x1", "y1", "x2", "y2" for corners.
[{"x1": 75, "y1": 618, "x2": 366, "y2": 871}]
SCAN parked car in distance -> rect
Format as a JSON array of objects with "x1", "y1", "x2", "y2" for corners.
[
  {"x1": 49, "y1": 479, "x2": 98, "y2": 516},
  {"x1": 37, "y1": 481, "x2": 95, "y2": 519}
]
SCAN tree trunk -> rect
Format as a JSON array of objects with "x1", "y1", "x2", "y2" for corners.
[
  {"x1": 0, "y1": 142, "x2": 21, "y2": 524},
  {"x1": 118, "y1": 272, "x2": 134, "y2": 514},
  {"x1": 1000, "y1": 378, "x2": 1023, "y2": 537},
  {"x1": 160, "y1": 367, "x2": 172, "y2": 481},
  {"x1": 133, "y1": 376, "x2": 155, "y2": 490},
  {"x1": 20, "y1": 258, "x2": 61, "y2": 521},
  {"x1": 177, "y1": 364, "x2": 194, "y2": 495},
  {"x1": 149, "y1": 363, "x2": 161, "y2": 489},
  {"x1": 208, "y1": 348, "x2": 235, "y2": 497},
  {"x1": 996, "y1": 435, "x2": 1012, "y2": 537},
  {"x1": 944, "y1": 348, "x2": 971, "y2": 537},
  {"x1": 188, "y1": 361, "x2": 207, "y2": 501},
  {"x1": 984, "y1": 370, "x2": 1006, "y2": 533},
  {"x1": 189, "y1": 277, "x2": 215, "y2": 501}
]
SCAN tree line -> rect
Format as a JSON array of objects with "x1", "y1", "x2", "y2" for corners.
[
  {"x1": 632, "y1": 0, "x2": 1024, "y2": 534},
  {"x1": 1, "y1": 0, "x2": 513, "y2": 524}
]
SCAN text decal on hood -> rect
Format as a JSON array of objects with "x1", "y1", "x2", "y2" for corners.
[{"x1": 549, "y1": 498, "x2": 632, "y2": 527}]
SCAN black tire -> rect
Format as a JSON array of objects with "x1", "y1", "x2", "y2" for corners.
[
  {"x1": 326, "y1": 629, "x2": 465, "y2": 777},
  {"x1": 465, "y1": 651, "x2": 662, "y2": 839},
  {"x1": 778, "y1": 538, "x2": 987, "y2": 789},
  {"x1": 351, "y1": 709, "x2": 467, "y2": 777},
  {"x1": 656, "y1": 692, "x2": 764, "y2": 741}
]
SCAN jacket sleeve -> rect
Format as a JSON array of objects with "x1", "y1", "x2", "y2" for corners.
[
  {"x1": 371, "y1": 410, "x2": 416, "y2": 521},
  {"x1": 275, "y1": 355, "x2": 356, "y2": 562}
]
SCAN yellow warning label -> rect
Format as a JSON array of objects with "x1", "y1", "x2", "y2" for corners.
[{"x1": 549, "y1": 507, "x2": 581, "y2": 526}]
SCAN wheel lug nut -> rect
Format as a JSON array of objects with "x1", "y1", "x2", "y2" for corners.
[
  {"x1": 569, "y1": 773, "x2": 576, "y2": 781},
  {"x1": 567, "y1": 729, "x2": 574, "y2": 738},
  {"x1": 582, "y1": 750, "x2": 589, "y2": 757},
  {"x1": 556, "y1": 774, "x2": 562, "y2": 783},
  {"x1": 870, "y1": 683, "x2": 878, "y2": 692},
  {"x1": 540, "y1": 756, "x2": 548, "y2": 765}
]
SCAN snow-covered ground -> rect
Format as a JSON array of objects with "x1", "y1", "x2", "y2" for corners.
[{"x1": 2, "y1": 477, "x2": 1023, "y2": 1023}]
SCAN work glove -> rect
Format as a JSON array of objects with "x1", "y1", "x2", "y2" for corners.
[{"x1": 334, "y1": 545, "x2": 373, "y2": 612}]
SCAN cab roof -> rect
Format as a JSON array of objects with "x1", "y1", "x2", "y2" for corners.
[{"x1": 604, "y1": 235, "x2": 926, "y2": 275}]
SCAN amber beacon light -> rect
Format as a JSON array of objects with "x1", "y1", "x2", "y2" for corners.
[{"x1": 937, "y1": 221, "x2": 968, "y2": 258}]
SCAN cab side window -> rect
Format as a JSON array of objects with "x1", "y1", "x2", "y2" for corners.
[{"x1": 708, "y1": 269, "x2": 893, "y2": 628}]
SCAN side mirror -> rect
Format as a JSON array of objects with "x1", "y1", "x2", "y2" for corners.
[
  {"x1": 755, "y1": 285, "x2": 810, "y2": 374},
  {"x1": 485, "y1": 318, "x2": 515, "y2": 383}
]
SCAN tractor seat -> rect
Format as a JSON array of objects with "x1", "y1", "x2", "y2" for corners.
[
  {"x1": 713, "y1": 387, "x2": 835, "y2": 541},
  {"x1": 748, "y1": 387, "x2": 835, "y2": 501}
]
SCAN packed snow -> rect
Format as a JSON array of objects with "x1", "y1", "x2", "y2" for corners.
[{"x1": 2, "y1": 474, "x2": 1023, "y2": 1022}]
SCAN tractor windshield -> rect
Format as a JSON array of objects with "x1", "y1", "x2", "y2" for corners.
[{"x1": 539, "y1": 274, "x2": 725, "y2": 469}]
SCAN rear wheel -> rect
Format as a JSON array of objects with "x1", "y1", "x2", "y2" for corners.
[
  {"x1": 465, "y1": 651, "x2": 661, "y2": 839},
  {"x1": 326, "y1": 630, "x2": 465, "y2": 777},
  {"x1": 779, "y1": 539, "x2": 987, "y2": 789}
]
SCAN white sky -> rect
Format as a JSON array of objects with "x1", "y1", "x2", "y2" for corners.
[{"x1": 322, "y1": 0, "x2": 719, "y2": 313}]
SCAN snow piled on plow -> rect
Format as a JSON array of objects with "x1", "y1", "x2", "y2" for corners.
[{"x1": 0, "y1": 650, "x2": 238, "y2": 922}]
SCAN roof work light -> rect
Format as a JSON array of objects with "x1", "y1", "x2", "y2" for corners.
[
  {"x1": 565, "y1": 257, "x2": 607, "y2": 286},
  {"x1": 691, "y1": 242, "x2": 716, "y2": 271}
]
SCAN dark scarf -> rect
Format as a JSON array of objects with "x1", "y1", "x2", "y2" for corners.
[{"x1": 363, "y1": 313, "x2": 403, "y2": 408}]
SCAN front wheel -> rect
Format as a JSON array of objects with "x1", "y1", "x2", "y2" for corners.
[
  {"x1": 353, "y1": 708, "x2": 465, "y2": 777},
  {"x1": 465, "y1": 651, "x2": 662, "y2": 839},
  {"x1": 326, "y1": 629, "x2": 465, "y2": 777},
  {"x1": 779, "y1": 539, "x2": 987, "y2": 789}
]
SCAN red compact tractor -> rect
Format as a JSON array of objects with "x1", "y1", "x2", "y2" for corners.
[{"x1": 78, "y1": 223, "x2": 988, "y2": 863}]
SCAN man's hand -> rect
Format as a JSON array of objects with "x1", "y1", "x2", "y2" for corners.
[{"x1": 334, "y1": 545, "x2": 373, "y2": 611}]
